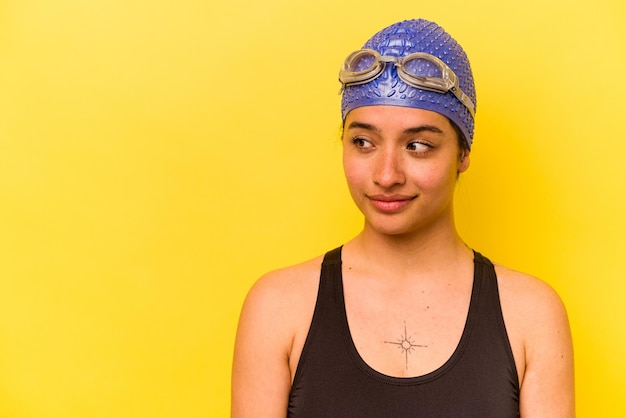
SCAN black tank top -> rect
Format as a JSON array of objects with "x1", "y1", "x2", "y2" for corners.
[{"x1": 288, "y1": 247, "x2": 520, "y2": 417}]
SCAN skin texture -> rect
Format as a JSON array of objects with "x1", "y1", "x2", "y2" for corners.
[{"x1": 231, "y1": 106, "x2": 575, "y2": 417}]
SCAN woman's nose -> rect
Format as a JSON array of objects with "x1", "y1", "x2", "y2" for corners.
[{"x1": 373, "y1": 149, "x2": 405, "y2": 188}]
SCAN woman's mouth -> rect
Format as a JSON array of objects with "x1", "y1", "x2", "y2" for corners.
[{"x1": 367, "y1": 194, "x2": 416, "y2": 213}]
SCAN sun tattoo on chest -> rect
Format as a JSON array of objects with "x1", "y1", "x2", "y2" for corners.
[{"x1": 384, "y1": 321, "x2": 427, "y2": 370}]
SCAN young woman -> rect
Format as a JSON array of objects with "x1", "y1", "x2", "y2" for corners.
[{"x1": 232, "y1": 19, "x2": 574, "y2": 417}]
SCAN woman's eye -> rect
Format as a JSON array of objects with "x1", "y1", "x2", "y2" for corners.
[
  {"x1": 352, "y1": 137, "x2": 373, "y2": 149},
  {"x1": 407, "y1": 141, "x2": 431, "y2": 153}
]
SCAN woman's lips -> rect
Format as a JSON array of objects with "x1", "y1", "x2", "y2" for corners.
[{"x1": 367, "y1": 194, "x2": 416, "y2": 213}]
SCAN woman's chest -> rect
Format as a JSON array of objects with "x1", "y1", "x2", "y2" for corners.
[{"x1": 342, "y1": 281, "x2": 472, "y2": 378}]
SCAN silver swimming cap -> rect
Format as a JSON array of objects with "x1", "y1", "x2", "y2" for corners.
[{"x1": 341, "y1": 19, "x2": 476, "y2": 149}]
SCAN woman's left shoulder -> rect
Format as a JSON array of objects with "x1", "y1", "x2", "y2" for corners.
[
  {"x1": 492, "y1": 262, "x2": 571, "y2": 356},
  {"x1": 491, "y1": 264, "x2": 575, "y2": 415},
  {"x1": 493, "y1": 262, "x2": 574, "y2": 404},
  {"x1": 493, "y1": 263, "x2": 568, "y2": 321}
]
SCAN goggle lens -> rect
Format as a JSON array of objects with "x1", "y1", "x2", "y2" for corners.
[
  {"x1": 348, "y1": 51, "x2": 378, "y2": 72},
  {"x1": 403, "y1": 56, "x2": 443, "y2": 78}
]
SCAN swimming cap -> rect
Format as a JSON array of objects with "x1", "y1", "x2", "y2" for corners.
[{"x1": 341, "y1": 19, "x2": 476, "y2": 149}]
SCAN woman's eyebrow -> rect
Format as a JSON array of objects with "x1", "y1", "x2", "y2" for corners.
[
  {"x1": 346, "y1": 121, "x2": 444, "y2": 135},
  {"x1": 403, "y1": 125, "x2": 444, "y2": 135},
  {"x1": 345, "y1": 121, "x2": 380, "y2": 132}
]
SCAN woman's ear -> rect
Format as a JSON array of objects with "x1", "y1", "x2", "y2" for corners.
[{"x1": 458, "y1": 150, "x2": 470, "y2": 173}]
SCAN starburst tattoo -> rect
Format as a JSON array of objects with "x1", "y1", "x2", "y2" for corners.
[{"x1": 384, "y1": 321, "x2": 427, "y2": 370}]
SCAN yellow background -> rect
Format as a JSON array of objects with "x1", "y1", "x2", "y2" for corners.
[{"x1": 1, "y1": 0, "x2": 624, "y2": 416}]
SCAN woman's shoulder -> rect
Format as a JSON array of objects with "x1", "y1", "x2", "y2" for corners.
[
  {"x1": 494, "y1": 262, "x2": 570, "y2": 342},
  {"x1": 493, "y1": 262, "x2": 572, "y2": 380},
  {"x1": 493, "y1": 263, "x2": 568, "y2": 320},
  {"x1": 232, "y1": 253, "x2": 329, "y2": 414},
  {"x1": 492, "y1": 262, "x2": 573, "y2": 402},
  {"x1": 238, "y1": 253, "x2": 325, "y2": 339},
  {"x1": 491, "y1": 264, "x2": 574, "y2": 414},
  {"x1": 248, "y1": 254, "x2": 325, "y2": 305}
]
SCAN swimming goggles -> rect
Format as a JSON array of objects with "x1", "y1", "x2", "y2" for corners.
[{"x1": 339, "y1": 49, "x2": 475, "y2": 118}]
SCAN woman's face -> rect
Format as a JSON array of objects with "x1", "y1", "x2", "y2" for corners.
[{"x1": 342, "y1": 105, "x2": 470, "y2": 237}]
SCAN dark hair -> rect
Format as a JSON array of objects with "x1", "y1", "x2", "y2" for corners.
[{"x1": 449, "y1": 118, "x2": 470, "y2": 153}]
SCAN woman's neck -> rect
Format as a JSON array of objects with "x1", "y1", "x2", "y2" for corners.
[{"x1": 344, "y1": 219, "x2": 472, "y2": 281}]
